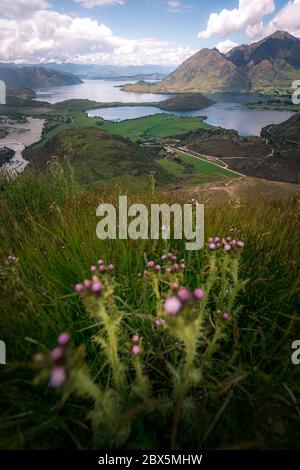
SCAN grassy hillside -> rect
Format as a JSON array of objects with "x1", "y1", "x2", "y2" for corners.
[
  {"x1": 0, "y1": 164, "x2": 299, "y2": 450},
  {"x1": 27, "y1": 127, "x2": 170, "y2": 185},
  {"x1": 158, "y1": 93, "x2": 215, "y2": 111},
  {"x1": 102, "y1": 113, "x2": 212, "y2": 142}
]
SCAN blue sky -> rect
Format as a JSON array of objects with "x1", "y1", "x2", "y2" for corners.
[{"x1": 0, "y1": 0, "x2": 299, "y2": 64}]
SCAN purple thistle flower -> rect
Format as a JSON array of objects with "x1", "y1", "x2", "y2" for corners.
[
  {"x1": 132, "y1": 335, "x2": 140, "y2": 343},
  {"x1": 83, "y1": 279, "x2": 92, "y2": 287},
  {"x1": 107, "y1": 263, "x2": 114, "y2": 271},
  {"x1": 74, "y1": 283, "x2": 83, "y2": 293},
  {"x1": 222, "y1": 312, "x2": 230, "y2": 320},
  {"x1": 208, "y1": 242, "x2": 217, "y2": 250},
  {"x1": 194, "y1": 288, "x2": 205, "y2": 300},
  {"x1": 91, "y1": 281, "x2": 102, "y2": 293},
  {"x1": 90, "y1": 265, "x2": 97, "y2": 273},
  {"x1": 155, "y1": 317, "x2": 165, "y2": 327},
  {"x1": 178, "y1": 288, "x2": 190, "y2": 302},
  {"x1": 132, "y1": 345, "x2": 141, "y2": 355},
  {"x1": 164, "y1": 296, "x2": 182, "y2": 316},
  {"x1": 171, "y1": 281, "x2": 180, "y2": 291},
  {"x1": 161, "y1": 254, "x2": 168, "y2": 261},
  {"x1": 57, "y1": 332, "x2": 70, "y2": 346},
  {"x1": 155, "y1": 264, "x2": 161, "y2": 271},
  {"x1": 98, "y1": 259, "x2": 104, "y2": 265},
  {"x1": 49, "y1": 367, "x2": 67, "y2": 389},
  {"x1": 223, "y1": 244, "x2": 231, "y2": 252},
  {"x1": 50, "y1": 347, "x2": 64, "y2": 361},
  {"x1": 147, "y1": 261, "x2": 155, "y2": 269},
  {"x1": 237, "y1": 240, "x2": 245, "y2": 248}
]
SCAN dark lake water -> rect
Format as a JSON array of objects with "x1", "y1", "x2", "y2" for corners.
[{"x1": 36, "y1": 81, "x2": 294, "y2": 136}]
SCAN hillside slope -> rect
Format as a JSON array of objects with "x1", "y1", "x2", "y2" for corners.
[
  {"x1": 28, "y1": 127, "x2": 170, "y2": 185},
  {"x1": 0, "y1": 64, "x2": 82, "y2": 89}
]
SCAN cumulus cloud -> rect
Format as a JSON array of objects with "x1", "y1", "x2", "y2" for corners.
[
  {"x1": 198, "y1": 0, "x2": 275, "y2": 38},
  {"x1": 0, "y1": 7, "x2": 194, "y2": 65},
  {"x1": 74, "y1": 0, "x2": 124, "y2": 8},
  {"x1": 0, "y1": 0, "x2": 50, "y2": 18},
  {"x1": 215, "y1": 39, "x2": 239, "y2": 54},
  {"x1": 265, "y1": 0, "x2": 300, "y2": 38}
]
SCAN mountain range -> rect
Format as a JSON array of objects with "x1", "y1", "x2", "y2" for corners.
[
  {"x1": 122, "y1": 31, "x2": 300, "y2": 94},
  {"x1": 0, "y1": 64, "x2": 82, "y2": 90}
]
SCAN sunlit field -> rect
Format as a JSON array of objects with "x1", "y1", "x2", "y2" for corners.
[{"x1": 0, "y1": 163, "x2": 299, "y2": 450}]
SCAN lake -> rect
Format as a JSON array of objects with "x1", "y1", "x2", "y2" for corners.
[
  {"x1": 36, "y1": 81, "x2": 294, "y2": 136},
  {"x1": 35, "y1": 79, "x2": 169, "y2": 104}
]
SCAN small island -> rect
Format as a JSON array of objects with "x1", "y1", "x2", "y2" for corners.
[{"x1": 157, "y1": 93, "x2": 215, "y2": 111}]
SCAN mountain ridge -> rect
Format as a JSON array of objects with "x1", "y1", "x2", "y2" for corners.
[{"x1": 122, "y1": 31, "x2": 300, "y2": 94}]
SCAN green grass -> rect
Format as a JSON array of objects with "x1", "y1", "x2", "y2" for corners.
[
  {"x1": 102, "y1": 113, "x2": 212, "y2": 142},
  {"x1": 178, "y1": 153, "x2": 240, "y2": 178},
  {"x1": 0, "y1": 164, "x2": 299, "y2": 450},
  {"x1": 157, "y1": 158, "x2": 185, "y2": 176},
  {"x1": 27, "y1": 127, "x2": 171, "y2": 186}
]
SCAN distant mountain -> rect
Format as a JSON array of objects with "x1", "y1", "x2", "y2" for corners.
[
  {"x1": 7, "y1": 63, "x2": 173, "y2": 80},
  {"x1": 123, "y1": 31, "x2": 300, "y2": 94},
  {"x1": 0, "y1": 64, "x2": 82, "y2": 90}
]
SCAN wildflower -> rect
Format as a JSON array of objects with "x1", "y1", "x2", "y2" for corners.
[
  {"x1": 223, "y1": 244, "x2": 231, "y2": 252},
  {"x1": 98, "y1": 259, "x2": 104, "y2": 265},
  {"x1": 155, "y1": 318, "x2": 165, "y2": 327},
  {"x1": 155, "y1": 264, "x2": 161, "y2": 271},
  {"x1": 7, "y1": 255, "x2": 17, "y2": 264},
  {"x1": 49, "y1": 367, "x2": 67, "y2": 389},
  {"x1": 208, "y1": 242, "x2": 216, "y2": 250},
  {"x1": 164, "y1": 296, "x2": 182, "y2": 316},
  {"x1": 237, "y1": 240, "x2": 245, "y2": 248},
  {"x1": 147, "y1": 261, "x2": 155, "y2": 269},
  {"x1": 57, "y1": 333, "x2": 70, "y2": 346},
  {"x1": 107, "y1": 263, "x2": 114, "y2": 271},
  {"x1": 171, "y1": 281, "x2": 180, "y2": 291},
  {"x1": 161, "y1": 254, "x2": 168, "y2": 261},
  {"x1": 75, "y1": 276, "x2": 103, "y2": 296},
  {"x1": 222, "y1": 312, "x2": 230, "y2": 320},
  {"x1": 132, "y1": 345, "x2": 141, "y2": 355},
  {"x1": 132, "y1": 335, "x2": 140, "y2": 343},
  {"x1": 90, "y1": 265, "x2": 97, "y2": 273},
  {"x1": 91, "y1": 281, "x2": 102, "y2": 293},
  {"x1": 50, "y1": 347, "x2": 64, "y2": 361},
  {"x1": 193, "y1": 288, "x2": 205, "y2": 300},
  {"x1": 178, "y1": 288, "x2": 190, "y2": 302}
]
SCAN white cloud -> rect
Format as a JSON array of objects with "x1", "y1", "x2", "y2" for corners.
[
  {"x1": 0, "y1": 7, "x2": 194, "y2": 65},
  {"x1": 166, "y1": 0, "x2": 194, "y2": 12},
  {"x1": 215, "y1": 39, "x2": 239, "y2": 54},
  {"x1": 74, "y1": 0, "x2": 124, "y2": 8},
  {"x1": 198, "y1": 0, "x2": 275, "y2": 38},
  {"x1": 0, "y1": 0, "x2": 50, "y2": 18},
  {"x1": 265, "y1": 0, "x2": 300, "y2": 38}
]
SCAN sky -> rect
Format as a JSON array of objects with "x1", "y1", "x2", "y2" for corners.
[{"x1": 0, "y1": 0, "x2": 299, "y2": 65}]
